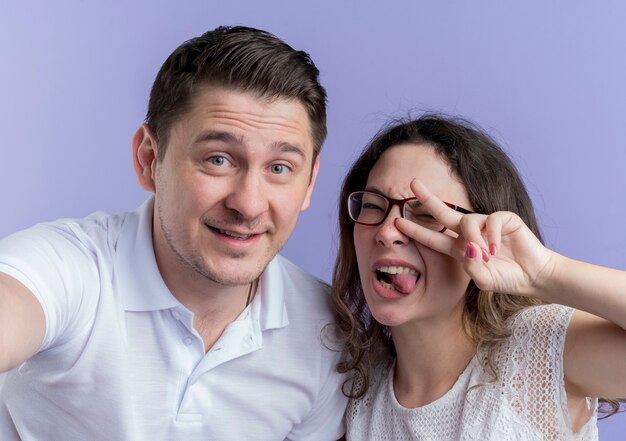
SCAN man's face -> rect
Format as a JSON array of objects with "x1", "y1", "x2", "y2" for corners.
[{"x1": 138, "y1": 87, "x2": 319, "y2": 288}]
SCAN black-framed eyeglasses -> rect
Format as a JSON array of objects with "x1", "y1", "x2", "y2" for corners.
[{"x1": 347, "y1": 190, "x2": 473, "y2": 232}]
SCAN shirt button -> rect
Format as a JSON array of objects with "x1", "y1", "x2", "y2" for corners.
[{"x1": 183, "y1": 336, "x2": 193, "y2": 346}]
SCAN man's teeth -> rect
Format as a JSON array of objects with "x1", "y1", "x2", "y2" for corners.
[
  {"x1": 377, "y1": 266, "x2": 419, "y2": 276},
  {"x1": 219, "y1": 229, "x2": 252, "y2": 240}
]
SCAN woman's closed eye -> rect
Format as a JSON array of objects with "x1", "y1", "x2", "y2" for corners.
[{"x1": 362, "y1": 202, "x2": 385, "y2": 212}]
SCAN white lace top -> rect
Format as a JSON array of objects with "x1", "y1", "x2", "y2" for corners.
[{"x1": 346, "y1": 305, "x2": 598, "y2": 440}]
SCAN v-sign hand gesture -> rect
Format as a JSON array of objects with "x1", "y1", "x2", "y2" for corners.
[{"x1": 394, "y1": 179, "x2": 557, "y2": 298}]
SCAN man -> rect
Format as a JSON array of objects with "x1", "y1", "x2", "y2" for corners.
[{"x1": 0, "y1": 26, "x2": 347, "y2": 440}]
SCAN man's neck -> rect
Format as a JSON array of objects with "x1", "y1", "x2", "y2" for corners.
[
  {"x1": 177, "y1": 280, "x2": 256, "y2": 353},
  {"x1": 150, "y1": 213, "x2": 260, "y2": 351}
]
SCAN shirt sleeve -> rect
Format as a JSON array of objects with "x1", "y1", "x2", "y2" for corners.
[
  {"x1": 505, "y1": 304, "x2": 584, "y2": 435},
  {"x1": 285, "y1": 353, "x2": 349, "y2": 441},
  {"x1": 0, "y1": 221, "x2": 101, "y2": 352}
]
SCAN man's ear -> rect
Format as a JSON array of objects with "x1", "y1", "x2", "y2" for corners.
[
  {"x1": 300, "y1": 156, "x2": 320, "y2": 211},
  {"x1": 132, "y1": 124, "x2": 158, "y2": 193}
]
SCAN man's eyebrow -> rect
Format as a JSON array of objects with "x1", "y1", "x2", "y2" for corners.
[
  {"x1": 192, "y1": 131, "x2": 243, "y2": 146},
  {"x1": 192, "y1": 131, "x2": 307, "y2": 160},
  {"x1": 270, "y1": 141, "x2": 306, "y2": 160}
]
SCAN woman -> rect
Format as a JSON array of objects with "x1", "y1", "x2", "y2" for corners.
[{"x1": 332, "y1": 115, "x2": 626, "y2": 440}]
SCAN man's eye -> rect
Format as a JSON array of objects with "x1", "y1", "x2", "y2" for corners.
[
  {"x1": 207, "y1": 156, "x2": 229, "y2": 166},
  {"x1": 270, "y1": 164, "x2": 290, "y2": 174}
]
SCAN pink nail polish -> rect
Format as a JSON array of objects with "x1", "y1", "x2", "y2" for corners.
[
  {"x1": 489, "y1": 243, "x2": 497, "y2": 255},
  {"x1": 466, "y1": 243, "x2": 477, "y2": 259},
  {"x1": 481, "y1": 247, "x2": 490, "y2": 263}
]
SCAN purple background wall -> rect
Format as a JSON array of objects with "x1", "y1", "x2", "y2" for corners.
[{"x1": 1, "y1": 1, "x2": 625, "y2": 437}]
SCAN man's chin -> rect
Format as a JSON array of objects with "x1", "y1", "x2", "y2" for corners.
[
  {"x1": 202, "y1": 262, "x2": 269, "y2": 286},
  {"x1": 197, "y1": 245, "x2": 281, "y2": 285}
]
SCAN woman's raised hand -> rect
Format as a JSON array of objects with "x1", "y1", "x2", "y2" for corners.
[{"x1": 394, "y1": 179, "x2": 557, "y2": 297}]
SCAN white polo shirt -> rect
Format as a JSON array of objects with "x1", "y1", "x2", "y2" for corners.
[{"x1": 0, "y1": 199, "x2": 347, "y2": 441}]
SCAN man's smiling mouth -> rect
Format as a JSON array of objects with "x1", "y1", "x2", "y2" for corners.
[
  {"x1": 206, "y1": 224, "x2": 258, "y2": 241},
  {"x1": 219, "y1": 229, "x2": 253, "y2": 240}
]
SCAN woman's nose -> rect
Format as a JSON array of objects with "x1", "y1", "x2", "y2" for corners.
[{"x1": 375, "y1": 206, "x2": 409, "y2": 247}]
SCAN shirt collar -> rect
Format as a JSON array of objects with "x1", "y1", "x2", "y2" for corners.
[
  {"x1": 254, "y1": 255, "x2": 290, "y2": 331},
  {"x1": 114, "y1": 197, "x2": 180, "y2": 312}
]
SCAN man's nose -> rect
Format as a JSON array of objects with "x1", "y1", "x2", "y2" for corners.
[{"x1": 224, "y1": 171, "x2": 270, "y2": 220}]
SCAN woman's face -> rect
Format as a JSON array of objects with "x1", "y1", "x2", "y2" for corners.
[{"x1": 353, "y1": 143, "x2": 473, "y2": 328}]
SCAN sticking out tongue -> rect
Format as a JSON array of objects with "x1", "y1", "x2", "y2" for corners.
[{"x1": 388, "y1": 273, "x2": 419, "y2": 294}]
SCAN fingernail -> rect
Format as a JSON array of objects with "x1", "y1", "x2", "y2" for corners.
[
  {"x1": 466, "y1": 243, "x2": 477, "y2": 259},
  {"x1": 489, "y1": 243, "x2": 497, "y2": 255},
  {"x1": 481, "y1": 247, "x2": 490, "y2": 263}
]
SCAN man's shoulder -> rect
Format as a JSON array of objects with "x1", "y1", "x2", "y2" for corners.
[
  {"x1": 44, "y1": 200, "x2": 148, "y2": 246},
  {"x1": 39, "y1": 209, "x2": 132, "y2": 252},
  {"x1": 270, "y1": 254, "x2": 330, "y2": 294},
  {"x1": 265, "y1": 254, "x2": 333, "y2": 323},
  {"x1": 0, "y1": 203, "x2": 148, "y2": 269},
  {"x1": 65, "y1": 209, "x2": 127, "y2": 235}
]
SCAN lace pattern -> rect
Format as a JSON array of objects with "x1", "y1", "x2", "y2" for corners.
[{"x1": 346, "y1": 305, "x2": 598, "y2": 440}]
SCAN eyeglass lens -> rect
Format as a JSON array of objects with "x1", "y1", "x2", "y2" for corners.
[{"x1": 348, "y1": 192, "x2": 444, "y2": 231}]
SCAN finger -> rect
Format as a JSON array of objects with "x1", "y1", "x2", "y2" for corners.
[
  {"x1": 464, "y1": 242, "x2": 493, "y2": 286},
  {"x1": 484, "y1": 213, "x2": 503, "y2": 255},
  {"x1": 409, "y1": 179, "x2": 464, "y2": 233},
  {"x1": 395, "y1": 218, "x2": 457, "y2": 257},
  {"x1": 458, "y1": 213, "x2": 490, "y2": 258}
]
